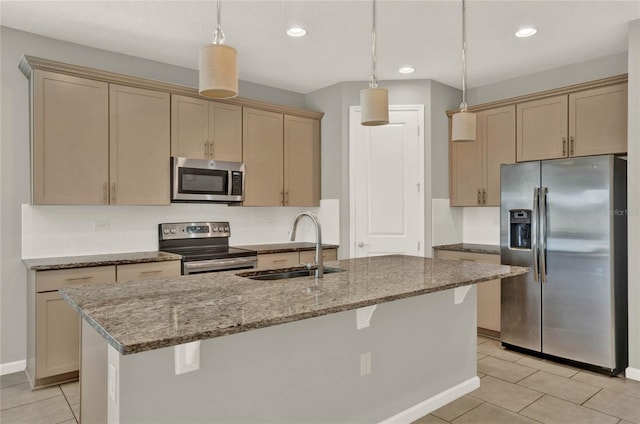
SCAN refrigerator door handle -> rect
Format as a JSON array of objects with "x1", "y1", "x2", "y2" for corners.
[
  {"x1": 539, "y1": 187, "x2": 548, "y2": 283},
  {"x1": 532, "y1": 187, "x2": 540, "y2": 282}
]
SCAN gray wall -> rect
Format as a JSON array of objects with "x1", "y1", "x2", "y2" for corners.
[
  {"x1": 0, "y1": 26, "x2": 305, "y2": 366},
  {"x1": 305, "y1": 80, "x2": 460, "y2": 257},
  {"x1": 627, "y1": 19, "x2": 639, "y2": 377},
  {"x1": 467, "y1": 52, "x2": 628, "y2": 105}
]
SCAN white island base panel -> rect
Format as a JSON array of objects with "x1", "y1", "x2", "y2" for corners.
[{"x1": 82, "y1": 287, "x2": 479, "y2": 424}]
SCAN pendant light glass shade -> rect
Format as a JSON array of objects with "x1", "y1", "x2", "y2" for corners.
[
  {"x1": 199, "y1": 44, "x2": 238, "y2": 99},
  {"x1": 451, "y1": 0, "x2": 476, "y2": 141},
  {"x1": 199, "y1": 0, "x2": 238, "y2": 99},
  {"x1": 360, "y1": 0, "x2": 388, "y2": 126},
  {"x1": 361, "y1": 87, "x2": 389, "y2": 126},
  {"x1": 451, "y1": 111, "x2": 476, "y2": 141}
]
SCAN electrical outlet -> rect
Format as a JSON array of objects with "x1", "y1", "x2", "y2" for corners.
[
  {"x1": 360, "y1": 352, "x2": 371, "y2": 376},
  {"x1": 94, "y1": 220, "x2": 110, "y2": 231}
]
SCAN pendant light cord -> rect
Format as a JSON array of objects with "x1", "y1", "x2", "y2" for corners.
[
  {"x1": 212, "y1": 0, "x2": 226, "y2": 45},
  {"x1": 370, "y1": 0, "x2": 378, "y2": 89},
  {"x1": 460, "y1": 0, "x2": 468, "y2": 111}
]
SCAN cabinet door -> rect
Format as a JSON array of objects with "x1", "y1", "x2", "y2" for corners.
[
  {"x1": 483, "y1": 106, "x2": 516, "y2": 206},
  {"x1": 449, "y1": 121, "x2": 483, "y2": 206},
  {"x1": 210, "y1": 102, "x2": 243, "y2": 162},
  {"x1": 116, "y1": 261, "x2": 181, "y2": 282},
  {"x1": 569, "y1": 84, "x2": 627, "y2": 157},
  {"x1": 170, "y1": 95, "x2": 209, "y2": 159},
  {"x1": 257, "y1": 252, "x2": 299, "y2": 269},
  {"x1": 33, "y1": 70, "x2": 109, "y2": 205},
  {"x1": 517, "y1": 95, "x2": 568, "y2": 162},
  {"x1": 284, "y1": 115, "x2": 320, "y2": 206},
  {"x1": 110, "y1": 84, "x2": 171, "y2": 205},
  {"x1": 242, "y1": 108, "x2": 284, "y2": 206},
  {"x1": 34, "y1": 266, "x2": 115, "y2": 379}
]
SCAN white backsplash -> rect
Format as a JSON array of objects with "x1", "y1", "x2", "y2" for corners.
[
  {"x1": 22, "y1": 199, "x2": 340, "y2": 259},
  {"x1": 431, "y1": 198, "x2": 463, "y2": 246},
  {"x1": 462, "y1": 207, "x2": 500, "y2": 245}
]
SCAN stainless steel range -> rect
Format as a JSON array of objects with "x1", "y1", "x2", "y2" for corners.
[{"x1": 159, "y1": 222, "x2": 257, "y2": 275}]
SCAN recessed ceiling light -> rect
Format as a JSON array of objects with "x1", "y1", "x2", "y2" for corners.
[
  {"x1": 287, "y1": 27, "x2": 307, "y2": 37},
  {"x1": 515, "y1": 27, "x2": 537, "y2": 38},
  {"x1": 399, "y1": 67, "x2": 415, "y2": 74}
]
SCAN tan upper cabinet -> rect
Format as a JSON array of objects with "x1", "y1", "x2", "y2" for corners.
[
  {"x1": 242, "y1": 108, "x2": 285, "y2": 206},
  {"x1": 569, "y1": 83, "x2": 628, "y2": 157},
  {"x1": 32, "y1": 70, "x2": 109, "y2": 205},
  {"x1": 517, "y1": 83, "x2": 627, "y2": 162},
  {"x1": 517, "y1": 95, "x2": 568, "y2": 162},
  {"x1": 170, "y1": 95, "x2": 242, "y2": 162},
  {"x1": 450, "y1": 105, "x2": 515, "y2": 206},
  {"x1": 110, "y1": 84, "x2": 171, "y2": 205},
  {"x1": 284, "y1": 115, "x2": 321, "y2": 206}
]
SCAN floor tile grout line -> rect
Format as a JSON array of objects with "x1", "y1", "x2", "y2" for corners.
[
  {"x1": 0, "y1": 386, "x2": 65, "y2": 412},
  {"x1": 447, "y1": 399, "x2": 486, "y2": 423},
  {"x1": 581, "y1": 401, "x2": 631, "y2": 422}
]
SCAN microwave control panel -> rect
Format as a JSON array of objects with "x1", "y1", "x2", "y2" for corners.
[{"x1": 230, "y1": 171, "x2": 243, "y2": 196}]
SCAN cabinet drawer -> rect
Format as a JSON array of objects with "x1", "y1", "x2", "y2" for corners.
[
  {"x1": 435, "y1": 250, "x2": 500, "y2": 264},
  {"x1": 116, "y1": 261, "x2": 181, "y2": 282},
  {"x1": 257, "y1": 252, "x2": 299, "y2": 269},
  {"x1": 36, "y1": 266, "x2": 116, "y2": 293},
  {"x1": 299, "y1": 248, "x2": 337, "y2": 264}
]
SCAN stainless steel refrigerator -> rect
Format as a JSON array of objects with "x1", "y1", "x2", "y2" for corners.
[{"x1": 500, "y1": 155, "x2": 627, "y2": 375}]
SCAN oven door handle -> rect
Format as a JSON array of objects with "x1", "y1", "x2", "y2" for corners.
[{"x1": 183, "y1": 257, "x2": 257, "y2": 274}]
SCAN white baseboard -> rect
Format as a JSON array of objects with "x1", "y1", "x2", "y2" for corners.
[
  {"x1": 625, "y1": 366, "x2": 640, "y2": 381},
  {"x1": 379, "y1": 376, "x2": 481, "y2": 424},
  {"x1": 0, "y1": 359, "x2": 26, "y2": 376}
]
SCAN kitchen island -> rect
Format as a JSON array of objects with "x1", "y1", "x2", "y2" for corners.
[{"x1": 60, "y1": 255, "x2": 527, "y2": 423}]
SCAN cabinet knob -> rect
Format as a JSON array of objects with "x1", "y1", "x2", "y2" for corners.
[
  {"x1": 562, "y1": 137, "x2": 567, "y2": 156},
  {"x1": 477, "y1": 189, "x2": 482, "y2": 205},
  {"x1": 358, "y1": 242, "x2": 365, "y2": 248},
  {"x1": 204, "y1": 141, "x2": 209, "y2": 157},
  {"x1": 482, "y1": 189, "x2": 487, "y2": 205},
  {"x1": 111, "y1": 183, "x2": 116, "y2": 203}
]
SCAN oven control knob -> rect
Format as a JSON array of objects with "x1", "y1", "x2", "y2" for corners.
[
  {"x1": 224, "y1": 226, "x2": 229, "y2": 232},
  {"x1": 213, "y1": 227, "x2": 219, "y2": 232},
  {"x1": 170, "y1": 228, "x2": 177, "y2": 234},
  {"x1": 163, "y1": 228, "x2": 170, "y2": 235}
]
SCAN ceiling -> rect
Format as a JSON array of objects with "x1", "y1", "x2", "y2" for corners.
[{"x1": 1, "y1": 1, "x2": 638, "y2": 94}]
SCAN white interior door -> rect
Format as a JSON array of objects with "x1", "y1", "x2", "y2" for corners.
[{"x1": 349, "y1": 106, "x2": 424, "y2": 258}]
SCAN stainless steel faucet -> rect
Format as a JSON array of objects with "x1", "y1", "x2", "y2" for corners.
[{"x1": 288, "y1": 211, "x2": 323, "y2": 278}]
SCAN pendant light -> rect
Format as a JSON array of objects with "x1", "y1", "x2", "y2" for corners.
[
  {"x1": 451, "y1": 0, "x2": 476, "y2": 141},
  {"x1": 199, "y1": 0, "x2": 238, "y2": 99},
  {"x1": 360, "y1": 0, "x2": 389, "y2": 126}
]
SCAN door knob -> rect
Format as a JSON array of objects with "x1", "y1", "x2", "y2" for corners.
[{"x1": 358, "y1": 242, "x2": 365, "y2": 248}]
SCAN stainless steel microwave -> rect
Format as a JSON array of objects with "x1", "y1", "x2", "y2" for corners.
[{"x1": 171, "y1": 157, "x2": 244, "y2": 203}]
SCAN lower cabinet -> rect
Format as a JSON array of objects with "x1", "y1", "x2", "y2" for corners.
[
  {"x1": 434, "y1": 250, "x2": 501, "y2": 335},
  {"x1": 257, "y1": 248, "x2": 338, "y2": 269},
  {"x1": 27, "y1": 261, "x2": 180, "y2": 389}
]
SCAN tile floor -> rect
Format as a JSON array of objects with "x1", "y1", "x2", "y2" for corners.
[
  {"x1": 1, "y1": 335, "x2": 638, "y2": 423},
  {"x1": 414, "y1": 336, "x2": 640, "y2": 424}
]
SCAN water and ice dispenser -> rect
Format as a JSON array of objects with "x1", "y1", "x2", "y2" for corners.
[{"x1": 509, "y1": 209, "x2": 532, "y2": 249}]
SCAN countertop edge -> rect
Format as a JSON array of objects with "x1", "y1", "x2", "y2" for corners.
[
  {"x1": 23, "y1": 251, "x2": 183, "y2": 271},
  {"x1": 236, "y1": 242, "x2": 339, "y2": 255},
  {"x1": 433, "y1": 243, "x2": 500, "y2": 255},
  {"x1": 61, "y1": 265, "x2": 525, "y2": 355}
]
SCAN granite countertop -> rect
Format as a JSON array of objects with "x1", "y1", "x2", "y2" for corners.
[
  {"x1": 235, "y1": 242, "x2": 339, "y2": 254},
  {"x1": 60, "y1": 255, "x2": 527, "y2": 355},
  {"x1": 433, "y1": 243, "x2": 500, "y2": 255},
  {"x1": 23, "y1": 251, "x2": 182, "y2": 271}
]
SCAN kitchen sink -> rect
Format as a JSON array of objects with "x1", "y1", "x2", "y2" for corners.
[{"x1": 239, "y1": 267, "x2": 344, "y2": 281}]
